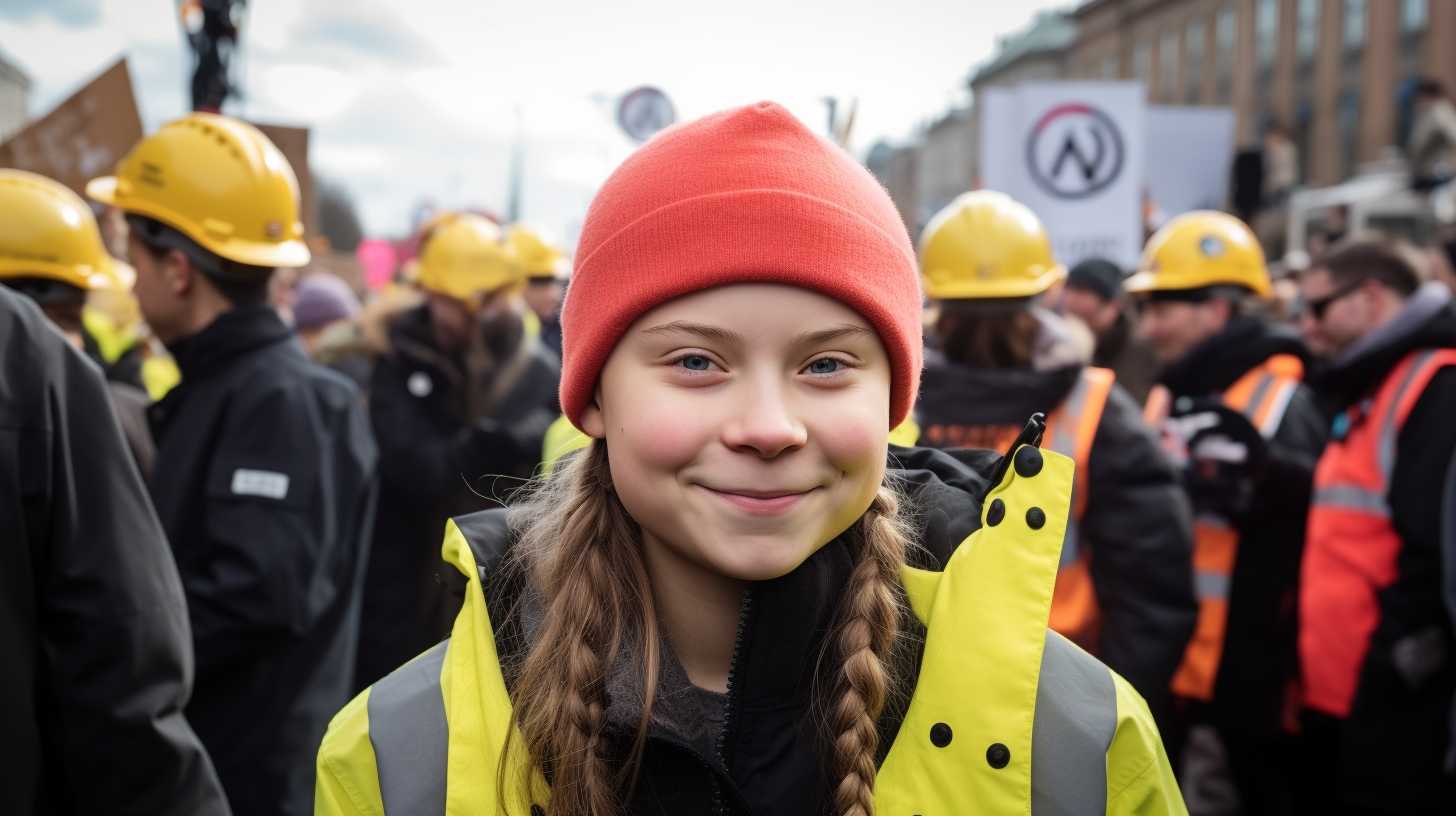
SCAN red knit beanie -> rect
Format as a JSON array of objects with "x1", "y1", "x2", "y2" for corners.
[{"x1": 560, "y1": 101, "x2": 922, "y2": 429}]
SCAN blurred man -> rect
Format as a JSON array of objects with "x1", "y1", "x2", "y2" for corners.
[
  {"x1": 87, "y1": 113, "x2": 379, "y2": 816},
  {"x1": 0, "y1": 169, "x2": 155, "y2": 475},
  {"x1": 291, "y1": 273, "x2": 370, "y2": 389},
  {"x1": 1296, "y1": 239, "x2": 1456, "y2": 813},
  {"x1": 1129, "y1": 211, "x2": 1327, "y2": 814},
  {"x1": 358, "y1": 212, "x2": 559, "y2": 689},
  {"x1": 508, "y1": 224, "x2": 569, "y2": 358},
  {"x1": 1060, "y1": 256, "x2": 1161, "y2": 404},
  {"x1": 914, "y1": 191, "x2": 1196, "y2": 726},
  {"x1": 1, "y1": 285, "x2": 230, "y2": 816},
  {"x1": 1410, "y1": 78, "x2": 1456, "y2": 193}
]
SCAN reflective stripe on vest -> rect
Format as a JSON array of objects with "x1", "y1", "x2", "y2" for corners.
[
  {"x1": 1044, "y1": 367, "x2": 1116, "y2": 652},
  {"x1": 1169, "y1": 353, "x2": 1305, "y2": 701},
  {"x1": 1302, "y1": 348, "x2": 1456, "y2": 717},
  {"x1": 368, "y1": 641, "x2": 450, "y2": 815}
]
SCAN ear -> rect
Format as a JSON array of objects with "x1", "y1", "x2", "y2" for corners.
[
  {"x1": 579, "y1": 389, "x2": 607, "y2": 439},
  {"x1": 163, "y1": 249, "x2": 196, "y2": 297}
]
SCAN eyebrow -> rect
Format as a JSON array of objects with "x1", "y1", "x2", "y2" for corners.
[
  {"x1": 640, "y1": 321, "x2": 874, "y2": 348},
  {"x1": 640, "y1": 321, "x2": 745, "y2": 344}
]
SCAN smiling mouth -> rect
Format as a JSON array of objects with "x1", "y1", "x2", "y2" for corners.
[{"x1": 696, "y1": 485, "x2": 819, "y2": 516}]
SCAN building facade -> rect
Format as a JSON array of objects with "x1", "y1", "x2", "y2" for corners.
[{"x1": 1067, "y1": 0, "x2": 1456, "y2": 187}]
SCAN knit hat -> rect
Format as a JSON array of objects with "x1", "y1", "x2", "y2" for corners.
[
  {"x1": 292, "y1": 273, "x2": 361, "y2": 331},
  {"x1": 1065, "y1": 257, "x2": 1126, "y2": 302},
  {"x1": 560, "y1": 101, "x2": 922, "y2": 428}
]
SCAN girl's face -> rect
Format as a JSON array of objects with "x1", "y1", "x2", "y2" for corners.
[{"x1": 581, "y1": 284, "x2": 891, "y2": 583}]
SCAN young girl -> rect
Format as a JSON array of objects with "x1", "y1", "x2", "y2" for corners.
[{"x1": 316, "y1": 102, "x2": 1183, "y2": 815}]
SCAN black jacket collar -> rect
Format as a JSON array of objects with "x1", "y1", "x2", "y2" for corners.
[
  {"x1": 1159, "y1": 316, "x2": 1311, "y2": 397},
  {"x1": 166, "y1": 305, "x2": 294, "y2": 383},
  {"x1": 1309, "y1": 284, "x2": 1456, "y2": 412}
]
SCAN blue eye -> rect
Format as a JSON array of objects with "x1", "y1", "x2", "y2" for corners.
[
  {"x1": 678, "y1": 355, "x2": 713, "y2": 372},
  {"x1": 806, "y1": 357, "x2": 843, "y2": 375}
]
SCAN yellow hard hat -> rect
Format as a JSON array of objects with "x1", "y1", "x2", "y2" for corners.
[
  {"x1": 87, "y1": 112, "x2": 310, "y2": 269},
  {"x1": 0, "y1": 169, "x2": 123, "y2": 290},
  {"x1": 416, "y1": 213, "x2": 519, "y2": 302},
  {"x1": 919, "y1": 190, "x2": 1064, "y2": 300},
  {"x1": 507, "y1": 225, "x2": 568, "y2": 281},
  {"x1": 1125, "y1": 211, "x2": 1270, "y2": 298}
]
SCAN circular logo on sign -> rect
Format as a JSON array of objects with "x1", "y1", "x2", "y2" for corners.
[
  {"x1": 617, "y1": 86, "x2": 677, "y2": 144},
  {"x1": 1024, "y1": 103, "x2": 1126, "y2": 200},
  {"x1": 407, "y1": 371, "x2": 433, "y2": 398}
]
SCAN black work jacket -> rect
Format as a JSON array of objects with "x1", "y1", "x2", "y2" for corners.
[
  {"x1": 0, "y1": 287, "x2": 229, "y2": 816},
  {"x1": 357, "y1": 304, "x2": 559, "y2": 688},
  {"x1": 148, "y1": 305, "x2": 378, "y2": 816},
  {"x1": 1159, "y1": 316, "x2": 1328, "y2": 732}
]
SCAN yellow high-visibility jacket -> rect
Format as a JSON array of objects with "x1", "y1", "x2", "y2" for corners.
[{"x1": 317, "y1": 445, "x2": 1185, "y2": 814}]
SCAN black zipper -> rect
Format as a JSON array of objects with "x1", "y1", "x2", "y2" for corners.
[{"x1": 713, "y1": 586, "x2": 756, "y2": 816}]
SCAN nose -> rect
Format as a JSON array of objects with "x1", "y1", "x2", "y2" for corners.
[{"x1": 720, "y1": 377, "x2": 808, "y2": 459}]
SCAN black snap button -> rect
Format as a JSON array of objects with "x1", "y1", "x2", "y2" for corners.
[
  {"x1": 531, "y1": 806, "x2": 545, "y2": 816},
  {"x1": 1025, "y1": 507, "x2": 1046, "y2": 530},
  {"x1": 987, "y1": 742, "x2": 1011, "y2": 768},
  {"x1": 987, "y1": 499, "x2": 1005, "y2": 526},
  {"x1": 929, "y1": 722, "x2": 953, "y2": 748},
  {"x1": 1013, "y1": 446, "x2": 1043, "y2": 477}
]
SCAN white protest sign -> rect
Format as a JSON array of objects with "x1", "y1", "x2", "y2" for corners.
[
  {"x1": 981, "y1": 82, "x2": 1145, "y2": 268},
  {"x1": 1146, "y1": 106, "x2": 1236, "y2": 219}
]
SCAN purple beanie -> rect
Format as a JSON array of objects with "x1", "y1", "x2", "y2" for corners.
[{"x1": 293, "y1": 274, "x2": 361, "y2": 331}]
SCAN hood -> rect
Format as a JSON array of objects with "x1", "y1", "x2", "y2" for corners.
[
  {"x1": 918, "y1": 309, "x2": 1091, "y2": 428},
  {"x1": 1310, "y1": 282, "x2": 1456, "y2": 411},
  {"x1": 1159, "y1": 315, "x2": 1312, "y2": 397}
]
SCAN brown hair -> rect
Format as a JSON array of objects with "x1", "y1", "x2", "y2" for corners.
[
  {"x1": 935, "y1": 299, "x2": 1039, "y2": 369},
  {"x1": 1315, "y1": 238, "x2": 1423, "y2": 298},
  {"x1": 501, "y1": 440, "x2": 912, "y2": 816}
]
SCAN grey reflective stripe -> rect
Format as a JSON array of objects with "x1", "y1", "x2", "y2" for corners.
[
  {"x1": 1240, "y1": 373, "x2": 1276, "y2": 424},
  {"x1": 1194, "y1": 570, "x2": 1231, "y2": 600},
  {"x1": 369, "y1": 641, "x2": 450, "y2": 816},
  {"x1": 1312, "y1": 484, "x2": 1391, "y2": 517},
  {"x1": 1031, "y1": 631, "x2": 1115, "y2": 815},
  {"x1": 1258, "y1": 380, "x2": 1298, "y2": 438},
  {"x1": 1378, "y1": 350, "x2": 1439, "y2": 481},
  {"x1": 1195, "y1": 513, "x2": 1232, "y2": 532},
  {"x1": 1060, "y1": 522, "x2": 1081, "y2": 568}
]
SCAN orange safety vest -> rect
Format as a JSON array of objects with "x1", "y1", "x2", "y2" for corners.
[
  {"x1": 1043, "y1": 367, "x2": 1116, "y2": 651},
  {"x1": 1147, "y1": 353, "x2": 1306, "y2": 701},
  {"x1": 1301, "y1": 348, "x2": 1456, "y2": 717},
  {"x1": 921, "y1": 366, "x2": 1115, "y2": 649}
]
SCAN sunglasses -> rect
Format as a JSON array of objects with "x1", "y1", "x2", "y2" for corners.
[{"x1": 1300, "y1": 277, "x2": 1365, "y2": 320}]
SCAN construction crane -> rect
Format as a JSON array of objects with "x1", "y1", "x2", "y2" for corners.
[{"x1": 178, "y1": 0, "x2": 247, "y2": 113}]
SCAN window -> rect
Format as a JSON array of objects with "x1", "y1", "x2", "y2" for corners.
[
  {"x1": 1216, "y1": 4, "x2": 1236, "y2": 103},
  {"x1": 1135, "y1": 40, "x2": 1152, "y2": 84},
  {"x1": 1402, "y1": 0, "x2": 1427, "y2": 34},
  {"x1": 1161, "y1": 30, "x2": 1179, "y2": 100},
  {"x1": 1338, "y1": 87, "x2": 1361, "y2": 175},
  {"x1": 1186, "y1": 18, "x2": 1205, "y2": 103},
  {"x1": 1257, "y1": 0, "x2": 1278, "y2": 67},
  {"x1": 1344, "y1": 0, "x2": 1367, "y2": 49},
  {"x1": 1104, "y1": 53, "x2": 1120, "y2": 79},
  {"x1": 1298, "y1": 0, "x2": 1320, "y2": 59}
]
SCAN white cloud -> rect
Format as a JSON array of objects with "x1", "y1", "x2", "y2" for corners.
[{"x1": 6, "y1": 0, "x2": 1069, "y2": 238}]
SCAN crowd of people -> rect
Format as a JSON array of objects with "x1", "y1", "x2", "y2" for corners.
[{"x1": 5, "y1": 100, "x2": 1456, "y2": 816}]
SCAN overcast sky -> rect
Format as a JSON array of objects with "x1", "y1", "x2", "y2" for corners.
[{"x1": 0, "y1": 0, "x2": 1068, "y2": 242}]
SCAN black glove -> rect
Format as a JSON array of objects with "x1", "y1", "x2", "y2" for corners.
[{"x1": 1167, "y1": 399, "x2": 1268, "y2": 519}]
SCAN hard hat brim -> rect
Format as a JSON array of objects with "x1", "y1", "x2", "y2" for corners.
[
  {"x1": 1123, "y1": 269, "x2": 1271, "y2": 298},
  {"x1": 924, "y1": 263, "x2": 1067, "y2": 301},
  {"x1": 87, "y1": 175, "x2": 310, "y2": 270}
]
